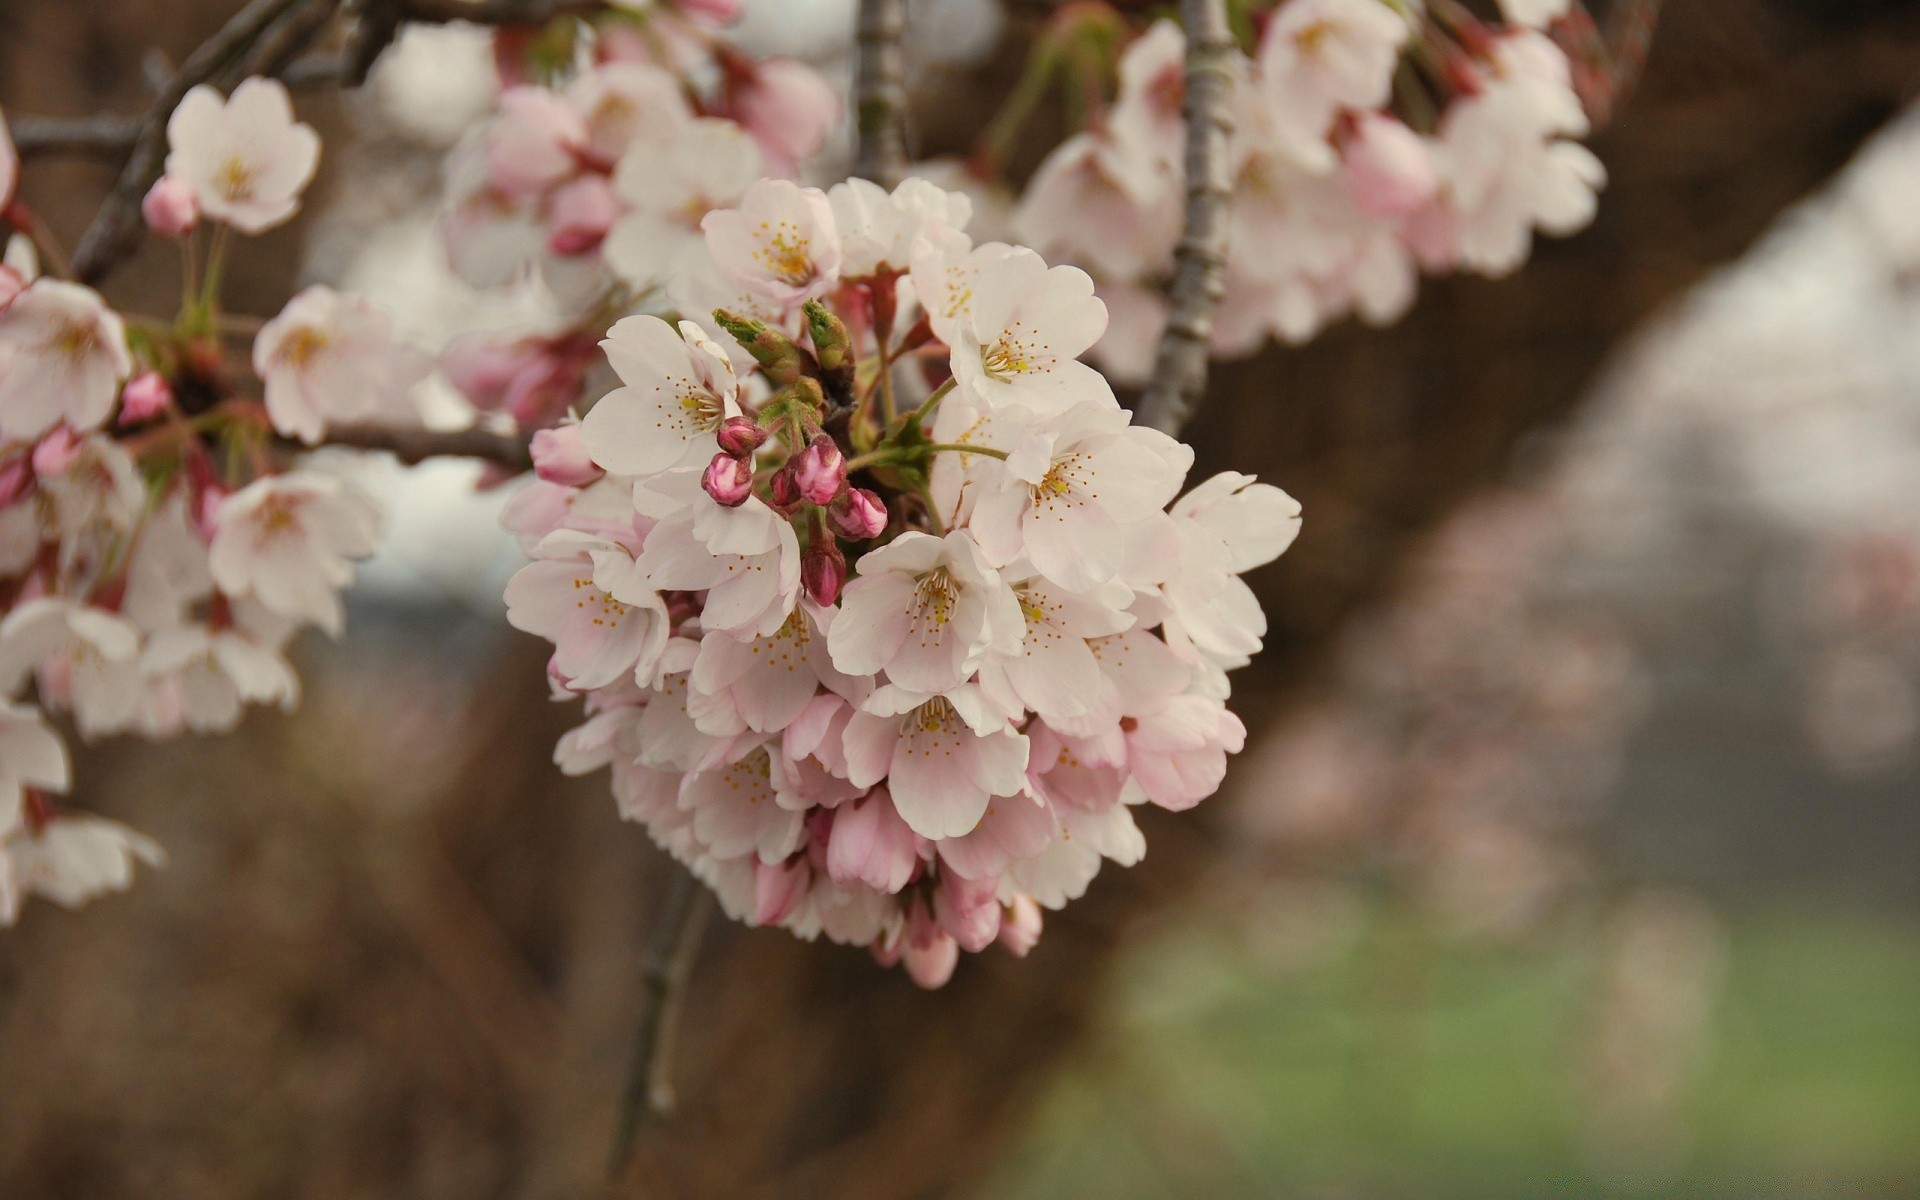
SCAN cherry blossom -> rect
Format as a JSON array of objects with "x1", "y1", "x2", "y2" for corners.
[
  {"x1": 165, "y1": 78, "x2": 320, "y2": 234},
  {"x1": 207, "y1": 471, "x2": 381, "y2": 636},
  {"x1": 701, "y1": 178, "x2": 842, "y2": 306},
  {"x1": 944, "y1": 248, "x2": 1115, "y2": 415},
  {"x1": 828, "y1": 529, "x2": 1023, "y2": 695},
  {"x1": 0, "y1": 700, "x2": 66, "y2": 837},
  {"x1": 254, "y1": 286, "x2": 432, "y2": 444},
  {"x1": 579, "y1": 316, "x2": 741, "y2": 477},
  {"x1": 0, "y1": 280, "x2": 133, "y2": 441},
  {"x1": 842, "y1": 684, "x2": 1031, "y2": 840}
]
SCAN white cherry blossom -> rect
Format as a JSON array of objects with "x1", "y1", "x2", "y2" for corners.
[
  {"x1": 165, "y1": 77, "x2": 320, "y2": 233},
  {"x1": 0, "y1": 280, "x2": 133, "y2": 441},
  {"x1": 841, "y1": 683, "x2": 1030, "y2": 840},
  {"x1": 579, "y1": 316, "x2": 741, "y2": 477},
  {"x1": 207, "y1": 471, "x2": 381, "y2": 636},
  {"x1": 701, "y1": 178, "x2": 842, "y2": 305},
  {"x1": 827, "y1": 529, "x2": 1023, "y2": 695},
  {"x1": 254, "y1": 286, "x2": 432, "y2": 444}
]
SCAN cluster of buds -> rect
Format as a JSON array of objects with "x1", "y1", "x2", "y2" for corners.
[{"x1": 506, "y1": 174, "x2": 1302, "y2": 986}]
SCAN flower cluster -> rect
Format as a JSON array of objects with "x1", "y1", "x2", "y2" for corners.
[
  {"x1": 507, "y1": 175, "x2": 1301, "y2": 985},
  {"x1": 0, "y1": 83, "x2": 426, "y2": 923},
  {"x1": 440, "y1": 2, "x2": 839, "y2": 430},
  {"x1": 1014, "y1": 0, "x2": 1606, "y2": 381}
]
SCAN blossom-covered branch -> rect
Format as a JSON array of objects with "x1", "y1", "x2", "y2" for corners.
[
  {"x1": 1135, "y1": 0, "x2": 1235, "y2": 437},
  {"x1": 854, "y1": 0, "x2": 909, "y2": 188}
]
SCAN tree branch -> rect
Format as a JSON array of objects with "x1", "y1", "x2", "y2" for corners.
[
  {"x1": 318, "y1": 423, "x2": 535, "y2": 470},
  {"x1": 608, "y1": 870, "x2": 713, "y2": 1182},
  {"x1": 854, "y1": 0, "x2": 909, "y2": 188},
  {"x1": 68, "y1": 0, "x2": 313, "y2": 283},
  {"x1": 10, "y1": 114, "x2": 140, "y2": 160},
  {"x1": 1134, "y1": 0, "x2": 1235, "y2": 437}
]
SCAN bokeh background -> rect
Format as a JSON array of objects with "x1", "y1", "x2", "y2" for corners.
[{"x1": 3, "y1": 1, "x2": 1919, "y2": 1197}]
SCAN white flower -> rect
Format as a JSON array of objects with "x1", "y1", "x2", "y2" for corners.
[
  {"x1": 564, "y1": 62, "x2": 691, "y2": 166},
  {"x1": 966, "y1": 403, "x2": 1192, "y2": 591},
  {"x1": 1, "y1": 814, "x2": 163, "y2": 927},
  {"x1": 0, "y1": 279, "x2": 133, "y2": 440},
  {"x1": 677, "y1": 743, "x2": 806, "y2": 863},
  {"x1": 579, "y1": 316, "x2": 741, "y2": 478},
  {"x1": 827, "y1": 529, "x2": 1023, "y2": 695},
  {"x1": 0, "y1": 700, "x2": 67, "y2": 838},
  {"x1": 689, "y1": 601, "x2": 856, "y2": 735},
  {"x1": 165, "y1": 77, "x2": 320, "y2": 234},
  {"x1": 1255, "y1": 0, "x2": 1408, "y2": 171},
  {"x1": 700, "y1": 178, "x2": 842, "y2": 306},
  {"x1": 978, "y1": 577, "x2": 1135, "y2": 727},
  {"x1": 945, "y1": 248, "x2": 1115, "y2": 416},
  {"x1": 505, "y1": 528, "x2": 671, "y2": 692},
  {"x1": 207, "y1": 471, "x2": 382, "y2": 636},
  {"x1": 829, "y1": 176, "x2": 973, "y2": 279},
  {"x1": 0, "y1": 598, "x2": 143, "y2": 739},
  {"x1": 1498, "y1": 0, "x2": 1572, "y2": 29},
  {"x1": 140, "y1": 609, "x2": 299, "y2": 735},
  {"x1": 254, "y1": 286, "x2": 432, "y2": 444},
  {"x1": 841, "y1": 683, "x2": 1031, "y2": 840},
  {"x1": 1155, "y1": 472, "x2": 1302, "y2": 669},
  {"x1": 605, "y1": 118, "x2": 763, "y2": 289},
  {"x1": 632, "y1": 474, "x2": 801, "y2": 639}
]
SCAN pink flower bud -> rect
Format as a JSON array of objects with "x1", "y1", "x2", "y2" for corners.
[
  {"x1": 826, "y1": 789, "x2": 920, "y2": 893},
  {"x1": 141, "y1": 173, "x2": 200, "y2": 238},
  {"x1": 1341, "y1": 114, "x2": 1437, "y2": 219},
  {"x1": 802, "y1": 539, "x2": 846, "y2": 607},
  {"x1": 544, "y1": 174, "x2": 619, "y2": 257},
  {"x1": 767, "y1": 464, "x2": 803, "y2": 513},
  {"x1": 828, "y1": 487, "x2": 888, "y2": 540},
  {"x1": 702, "y1": 451, "x2": 755, "y2": 507},
  {"x1": 715, "y1": 415, "x2": 767, "y2": 458},
  {"x1": 30, "y1": 427, "x2": 81, "y2": 476},
  {"x1": 935, "y1": 872, "x2": 1003, "y2": 953},
  {"x1": 530, "y1": 425, "x2": 604, "y2": 487},
  {"x1": 119, "y1": 371, "x2": 174, "y2": 425},
  {"x1": 754, "y1": 858, "x2": 808, "y2": 926},
  {"x1": 0, "y1": 458, "x2": 32, "y2": 507},
  {"x1": 793, "y1": 435, "x2": 846, "y2": 506},
  {"x1": 903, "y1": 933, "x2": 960, "y2": 988},
  {"x1": 998, "y1": 895, "x2": 1043, "y2": 958}
]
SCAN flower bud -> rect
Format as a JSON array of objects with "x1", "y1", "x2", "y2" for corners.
[
  {"x1": 715, "y1": 415, "x2": 768, "y2": 458},
  {"x1": 0, "y1": 458, "x2": 31, "y2": 507},
  {"x1": 935, "y1": 872, "x2": 1002, "y2": 953},
  {"x1": 803, "y1": 299, "x2": 855, "y2": 392},
  {"x1": 754, "y1": 858, "x2": 808, "y2": 927},
  {"x1": 767, "y1": 464, "x2": 803, "y2": 513},
  {"x1": 702, "y1": 451, "x2": 755, "y2": 507},
  {"x1": 802, "y1": 538, "x2": 846, "y2": 607},
  {"x1": 544, "y1": 174, "x2": 618, "y2": 257},
  {"x1": 826, "y1": 789, "x2": 919, "y2": 893},
  {"x1": 793, "y1": 435, "x2": 846, "y2": 506},
  {"x1": 530, "y1": 424, "x2": 604, "y2": 487},
  {"x1": 828, "y1": 486, "x2": 888, "y2": 540},
  {"x1": 29, "y1": 427, "x2": 81, "y2": 477},
  {"x1": 1341, "y1": 114, "x2": 1438, "y2": 219},
  {"x1": 998, "y1": 895, "x2": 1043, "y2": 958},
  {"x1": 118, "y1": 371, "x2": 174, "y2": 425},
  {"x1": 141, "y1": 173, "x2": 200, "y2": 239},
  {"x1": 712, "y1": 308, "x2": 808, "y2": 385},
  {"x1": 903, "y1": 933, "x2": 960, "y2": 989}
]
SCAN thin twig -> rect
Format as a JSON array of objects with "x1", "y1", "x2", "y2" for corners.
[
  {"x1": 1135, "y1": 0, "x2": 1235, "y2": 437},
  {"x1": 10, "y1": 115, "x2": 141, "y2": 160},
  {"x1": 608, "y1": 870, "x2": 713, "y2": 1181},
  {"x1": 853, "y1": 0, "x2": 909, "y2": 188},
  {"x1": 69, "y1": 0, "x2": 312, "y2": 284},
  {"x1": 320, "y1": 423, "x2": 535, "y2": 471}
]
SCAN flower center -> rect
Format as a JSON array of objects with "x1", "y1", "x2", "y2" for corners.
[
  {"x1": 214, "y1": 154, "x2": 259, "y2": 202},
  {"x1": 572, "y1": 574, "x2": 631, "y2": 627},
  {"x1": 753, "y1": 219, "x2": 817, "y2": 286},
  {"x1": 913, "y1": 567, "x2": 959, "y2": 628},
  {"x1": 279, "y1": 326, "x2": 331, "y2": 370},
  {"x1": 980, "y1": 322, "x2": 1041, "y2": 381},
  {"x1": 914, "y1": 697, "x2": 958, "y2": 734},
  {"x1": 50, "y1": 319, "x2": 99, "y2": 363}
]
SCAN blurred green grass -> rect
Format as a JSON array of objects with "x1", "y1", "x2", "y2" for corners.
[{"x1": 982, "y1": 897, "x2": 1920, "y2": 1200}]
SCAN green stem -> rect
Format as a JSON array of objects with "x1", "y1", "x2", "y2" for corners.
[
  {"x1": 913, "y1": 376, "x2": 956, "y2": 425},
  {"x1": 925, "y1": 441, "x2": 1006, "y2": 459}
]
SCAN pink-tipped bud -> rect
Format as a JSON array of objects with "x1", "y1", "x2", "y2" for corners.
[
  {"x1": 544, "y1": 174, "x2": 618, "y2": 257},
  {"x1": 828, "y1": 486, "x2": 888, "y2": 540},
  {"x1": 793, "y1": 435, "x2": 846, "y2": 506},
  {"x1": 0, "y1": 458, "x2": 32, "y2": 507},
  {"x1": 715, "y1": 415, "x2": 767, "y2": 458},
  {"x1": 826, "y1": 789, "x2": 920, "y2": 894},
  {"x1": 935, "y1": 872, "x2": 1003, "y2": 953},
  {"x1": 903, "y1": 933, "x2": 960, "y2": 989},
  {"x1": 767, "y1": 464, "x2": 803, "y2": 513},
  {"x1": 802, "y1": 539, "x2": 846, "y2": 607},
  {"x1": 141, "y1": 173, "x2": 200, "y2": 239},
  {"x1": 702, "y1": 451, "x2": 755, "y2": 507},
  {"x1": 754, "y1": 858, "x2": 808, "y2": 926},
  {"x1": 998, "y1": 895, "x2": 1043, "y2": 958},
  {"x1": 118, "y1": 371, "x2": 174, "y2": 425},
  {"x1": 1341, "y1": 114, "x2": 1438, "y2": 219},
  {"x1": 30, "y1": 427, "x2": 81, "y2": 477},
  {"x1": 530, "y1": 424, "x2": 603, "y2": 487}
]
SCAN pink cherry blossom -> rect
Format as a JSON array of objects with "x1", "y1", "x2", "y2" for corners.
[
  {"x1": 730, "y1": 58, "x2": 840, "y2": 176},
  {"x1": 580, "y1": 316, "x2": 741, "y2": 477},
  {"x1": 701, "y1": 178, "x2": 842, "y2": 306},
  {"x1": 828, "y1": 529, "x2": 1023, "y2": 695},
  {"x1": 141, "y1": 173, "x2": 200, "y2": 238},
  {"x1": 946, "y1": 248, "x2": 1115, "y2": 415},
  {"x1": 165, "y1": 78, "x2": 320, "y2": 234},
  {"x1": 689, "y1": 601, "x2": 852, "y2": 734},
  {"x1": 826, "y1": 787, "x2": 922, "y2": 893},
  {"x1": 606, "y1": 118, "x2": 764, "y2": 288},
  {"x1": 207, "y1": 471, "x2": 381, "y2": 636},
  {"x1": 254, "y1": 286, "x2": 432, "y2": 444},
  {"x1": 0, "y1": 279, "x2": 133, "y2": 441},
  {"x1": 1256, "y1": 0, "x2": 1408, "y2": 170},
  {"x1": 842, "y1": 683, "x2": 1030, "y2": 840},
  {"x1": 505, "y1": 528, "x2": 670, "y2": 692}
]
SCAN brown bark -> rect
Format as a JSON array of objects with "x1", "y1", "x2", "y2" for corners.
[{"x1": 4, "y1": 2, "x2": 1920, "y2": 1198}]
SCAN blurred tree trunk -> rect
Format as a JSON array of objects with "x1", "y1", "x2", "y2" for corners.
[{"x1": 3, "y1": 2, "x2": 1920, "y2": 1199}]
